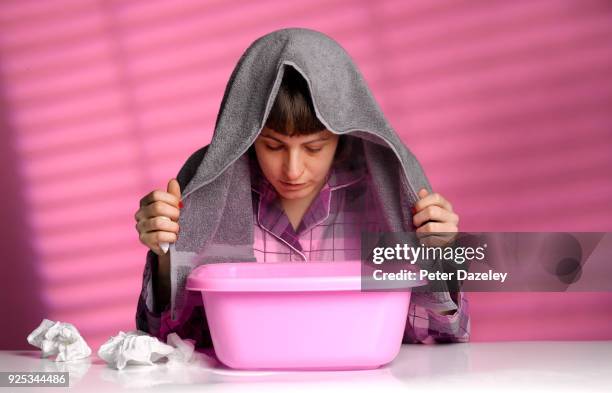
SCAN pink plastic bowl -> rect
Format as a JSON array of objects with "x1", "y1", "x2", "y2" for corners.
[{"x1": 186, "y1": 261, "x2": 415, "y2": 370}]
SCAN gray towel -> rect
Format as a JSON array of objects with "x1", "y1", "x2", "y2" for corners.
[{"x1": 166, "y1": 27, "x2": 457, "y2": 320}]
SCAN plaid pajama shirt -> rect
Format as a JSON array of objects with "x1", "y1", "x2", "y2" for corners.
[{"x1": 136, "y1": 153, "x2": 470, "y2": 347}]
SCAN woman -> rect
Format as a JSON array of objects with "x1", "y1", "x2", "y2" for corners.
[{"x1": 134, "y1": 28, "x2": 469, "y2": 347}]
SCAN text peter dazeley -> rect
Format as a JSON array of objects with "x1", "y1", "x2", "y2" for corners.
[{"x1": 373, "y1": 269, "x2": 508, "y2": 283}]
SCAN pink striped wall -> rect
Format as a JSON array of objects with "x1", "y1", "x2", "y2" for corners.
[{"x1": 1, "y1": 0, "x2": 610, "y2": 350}]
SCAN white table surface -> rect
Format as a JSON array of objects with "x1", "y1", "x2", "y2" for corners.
[{"x1": 1, "y1": 341, "x2": 611, "y2": 393}]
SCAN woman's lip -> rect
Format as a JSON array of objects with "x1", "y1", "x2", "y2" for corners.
[{"x1": 280, "y1": 180, "x2": 306, "y2": 188}]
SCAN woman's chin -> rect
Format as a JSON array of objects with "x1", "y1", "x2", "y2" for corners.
[
  {"x1": 276, "y1": 184, "x2": 312, "y2": 200},
  {"x1": 278, "y1": 190, "x2": 308, "y2": 200}
]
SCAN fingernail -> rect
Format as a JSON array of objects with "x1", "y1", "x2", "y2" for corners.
[
  {"x1": 178, "y1": 200, "x2": 184, "y2": 209},
  {"x1": 412, "y1": 206, "x2": 417, "y2": 214},
  {"x1": 160, "y1": 242, "x2": 169, "y2": 254}
]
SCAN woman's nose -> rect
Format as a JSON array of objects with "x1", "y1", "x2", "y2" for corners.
[{"x1": 284, "y1": 150, "x2": 304, "y2": 180}]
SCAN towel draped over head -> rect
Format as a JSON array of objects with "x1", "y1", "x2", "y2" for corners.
[{"x1": 160, "y1": 27, "x2": 456, "y2": 320}]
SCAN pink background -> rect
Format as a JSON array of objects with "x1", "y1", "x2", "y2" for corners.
[{"x1": 1, "y1": 0, "x2": 611, "y2": 350}]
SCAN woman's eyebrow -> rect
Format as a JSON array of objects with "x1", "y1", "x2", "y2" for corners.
[
  {"x1": 303, "y1": 136, "x2": 330, "y2": 144},
  {"x1": 261, "y1": 135, "x2": 284, "y2": 143}
]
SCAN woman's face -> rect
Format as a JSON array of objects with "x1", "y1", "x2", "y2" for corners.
[{"x1": 254, "y1": 127, "x2": 340, "y2": 201}]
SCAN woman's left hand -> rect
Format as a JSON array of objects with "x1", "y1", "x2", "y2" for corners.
[{"x1": 412, "y1": 188, "x2": 459, "y2": 247}]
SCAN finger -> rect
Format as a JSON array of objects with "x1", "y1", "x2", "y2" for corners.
[
  {"x1": 139, "y1": 189, "x2": 180, "y2": 209},
  {"x1": 416, "y1": 232, "x2": 456, "y2": 247},
  {"x1": 141, "y1": 201, "x2": 181, "y2": 222},
  {"x1": 141, "y1": 216, "x2": 180, "y2": 234},
  {"x1": 414, "y1": 192, "x2": 452, "y2": 213},
  {"x1": 413, "y1": 205, "x2": 458, "y2": 228},
  {"x1": 167, "y1": 178, "x2": 182, "y2": 208},
  {"x1": 142, "y1": 231, "x2": 178, "y2": 253},
  {"x1": 153, "y1": 215, "x2": 179, "y2": 255},
  {"x1": 416, "y1": 220, "x2": 457, "y2": 233}
]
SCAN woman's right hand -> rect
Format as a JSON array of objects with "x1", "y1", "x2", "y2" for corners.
[{"x1": 135, "y1": 178, "x2": 182, "y2": 256}]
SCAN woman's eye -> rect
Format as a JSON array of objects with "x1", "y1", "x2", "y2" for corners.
[
  {"x1": 306, "y1": 147, "x2": 323, "y2": 153},
  {"x1": 265, "y1": 144, "x2": 283, "y2": 151}
]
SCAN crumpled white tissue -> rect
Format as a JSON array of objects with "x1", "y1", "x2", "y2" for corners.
[
  {"x1": 165, "y1": 332, "x2": 195, "y2": 367},
  {"x1": 98, "y1": 330, "x2": 195, "y2": 370},
  {"x1": 97, "y1": 330, "x2": 174, "y2": 370},
  {"x1": 27, "y1": 319, "x2": 92, "y2": 362}
]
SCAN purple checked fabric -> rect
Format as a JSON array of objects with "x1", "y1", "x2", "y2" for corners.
[{"x1": 136, "y1": 155, "x2": 470, "y2": 347}]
